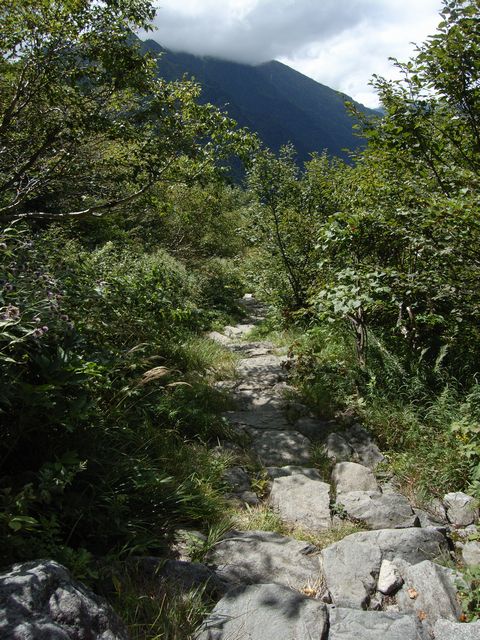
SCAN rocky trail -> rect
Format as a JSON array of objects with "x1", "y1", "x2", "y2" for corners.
[
  {"x1": 1, "y1": 296, "x2": 480, "y2": 639},
  {"x1": 198, "y1": 295, "x2": 480, "y2": 640}
]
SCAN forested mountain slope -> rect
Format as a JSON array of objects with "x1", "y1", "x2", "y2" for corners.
[{"x1": 141, "y1": 39, "x2": 377, "y2": 163}]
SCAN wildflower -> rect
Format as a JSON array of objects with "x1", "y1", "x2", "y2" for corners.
[
  {"x1": 3, "y1": 283, "x2": 13, "y2": 292},
  {"x1": 41, "y1": 325, "x2": 49, "y2": 333},
  {"x1": 0, "y1": 305, "x2": 20, "y2": 321},
  {"x1": 60, "y1": 314, "x2": 69, "y2": 322},
  {"x1": 32, "y1": 328, "x2": 44, "y2": 338},
  {"x1": 0, "y1": 243, "x2": 7, "y2": 250}
]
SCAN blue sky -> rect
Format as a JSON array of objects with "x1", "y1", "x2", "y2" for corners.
[{"x1": 145, "y1": 0, "x2": 443, "y2": 107}]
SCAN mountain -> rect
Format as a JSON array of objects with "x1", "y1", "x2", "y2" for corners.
[{"x1": 141, "y1": 40, "x2": 377, "y2": 164}]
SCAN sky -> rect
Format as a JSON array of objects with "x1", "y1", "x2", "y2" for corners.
[{"x1": 144, "y1": 0, "x2": 444, "y2": 108}]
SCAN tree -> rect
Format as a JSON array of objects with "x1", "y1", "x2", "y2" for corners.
[{"x1": 0, "y1": 0, "x2": 253, "y2": 221}]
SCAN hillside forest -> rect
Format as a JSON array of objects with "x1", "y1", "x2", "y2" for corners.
[{"x1": 1, "y1": 0, "x2": 480, "y2": 636}]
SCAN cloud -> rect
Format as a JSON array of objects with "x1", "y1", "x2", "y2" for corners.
[
  {"x1": 146, "y1": 0, "x2": 443, "y2": 107},
  {"x1": 151, "y1": 0, "x2": 377, "y2": 63}
]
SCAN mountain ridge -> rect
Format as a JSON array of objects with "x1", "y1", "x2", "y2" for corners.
[{"x1": 141, "y1": 39, "x2": 377, "y2": 163}]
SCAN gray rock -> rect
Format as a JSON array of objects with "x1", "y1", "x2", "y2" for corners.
[
  {"x1": 224, "y1": 408, "x2": 292, "y2": 431},
  {"x1": 221, "y1": 466, "x2": 251, "y2": 492},
  {"x1": 266, "y1": 466, "x2": 323, "y2": 481},
  {"x1": 321, "y1": 536, "x2": 382, "y2": 608},
  {"x1": 207, "y1": 530, "x2": 320, "y2": 589},
  {"x1": 320, "y1": 528, "x2": 448, "y2": 609},
  {"x1": 337, "y1": 491, "x2": 419, "y2": 530},
  {"x1": 444, "y1": 492, "x2": 479, "y2": 527},
  {"x1": 224, "y1": 324, "x2": 255, "y2": 337},
  {"x1": 328, "y1": 607, "x2": 428, "y2": 639},
  {"x1": 225, "y1": 490, "x2": 260, "y2": 507},
  {"x1": 236, "y1": 354, "x2": 287, "y2": 376},
  {"x1": 0, "y1": 560, "x2": 128, "y2": 640},
  {"x1": 433, "y1": 619, "x2": 480, "y2": 639},
  {"x1": 413, "y1": 508, "x2": 446, "y2": 529},
  {"x1": 249, "y1": 429, "x2": 312, "y2": 466},
  {"x1": 294, "y1": 417, "x2": 331, "y2": 442},
  {"x1": 332, "y1": 462, "x2": 380, "y2": 495},
  {"x1": 377, "y1": 559, "x2": 404, "y2": 595},
  {"x1": 344, "y1": 424, "x2": 385, "y2": 468},
  {"x1": 207, "y1": 331, "x2": 231, "y2": 345},
  {"x1": 462, "y1": 540, "x2": 480, "y2": 567},
  {"x1": 134, "y1": 558, "x2": 228, "y2": 595},
  {"x1": 427, "y1": 498, "x2": 448, "y2": 523},
  {"x1": 395, "y1": 560, "x2": 462, "y2": 625},
  {"x1": 324, "y1": 432, "x2": 354, "y2": 462},
  {"x1": 195, "y1": 583, "x2": 329, "y2": 640},
  {"x1": 270, "y1": 474, "x2": 332, "y2": 531}
]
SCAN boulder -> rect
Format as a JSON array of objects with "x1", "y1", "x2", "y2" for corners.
[
  {"x1": 328, "y1": 607, "x2": 427, "y2": 639},
  {"x1": 443, "y1": 492, "x2": 478, "y2": 527},
  {"x1": 0, "y1": 560, "x2": 128, "y2": 640},
  {"x1": 344, "y1": 424, "x2": 385, "y2": 468},
  {"x1": 395, "y1": 560, "x2": 462, "y2": 625},
  {"x1": 207, "y1": 530, "x2": 320, "y2": 589},
  {"x1": 433, "y1": 619, "x2": 480, "y2": 639},
  {"x1": 270, "y1": 474, "x2": 332, "y2": 531},
  {"x1": 249, "y1": 429, "x2": 312, "y2": 466},
  {"x1": 462, "y1": 540, "x2": 480, "y2": 567},
  {"x1": 320, "y1": 528, "x2": 448, "y2": 609},
  {"x1": 324, "y1": 432, "x2": 354, "y2": 462},
  {"x1": 222, "y1": 466, "x2": 251, "y2": 492},
  {"x1": 195, "y1": 583, "x2": 329, "y2": 640},
  {"x1": 337, "y1": 491, "x2": 419, "y2": 529},
  {"x1": 332, "y1": 462, "x2": 379, "y2": 495}
]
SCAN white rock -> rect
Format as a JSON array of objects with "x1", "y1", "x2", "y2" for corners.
[{"x1": 377, "y1": 559, "x2": 404, "y2": 595}]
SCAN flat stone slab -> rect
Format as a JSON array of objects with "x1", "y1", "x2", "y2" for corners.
[
  {"x1": 266, "y1": 466, "x2": 323, "y2": 481},
  {"x1": 433, "y1": 619, "x2": 480, "y2": 640},
  {"x1": 328, "y1": 607, "x2": 427, "y2": 639},
  {"x1": 207, "y1": 530, "x2": 320, "y2": 589},
  {"x1": 336, "y1": 491, "x2": 419, "y2": 529},
  {"x1": 196, "y1": 583, "x2": 329, "y2": 640},
  {"x1": 236, "y1": 354, "x2": 287, "y2": 377},
  {"x1": 207, "y1": 331, "x2": 232, "y2": 346},
  {"x1": 224, "y1": 408, "x2": 292, "y2": 431},
  {"x1": 320, "y1": 528, "x2": 449, "y2": 609},
  {"x1": 224, "y1": 324, "x2": 256, "y2": 337},
  {"x1": 270, "y1": 475, "x2": 332, "y2": 531},
  {"x1": 332, "y1": 462, "x2": 379, "y2": 495},
  {"x1": 250, "y1": 429, "x2": 312, "y2": 466},
  {"x1": 395, "y1": 560, "x2": 462, "y2": 625},
  {"x1": 294, "y1": 416, "x2": 332, "y2": 442}
]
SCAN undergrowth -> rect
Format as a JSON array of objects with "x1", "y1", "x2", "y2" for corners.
[{"x1": 289, "y1": 323, "x2": 480, "y2": 502}]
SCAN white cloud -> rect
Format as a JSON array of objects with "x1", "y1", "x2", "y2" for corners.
[{"x1": 146, "y1": 0, "x2": 443, "y2": 107}]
